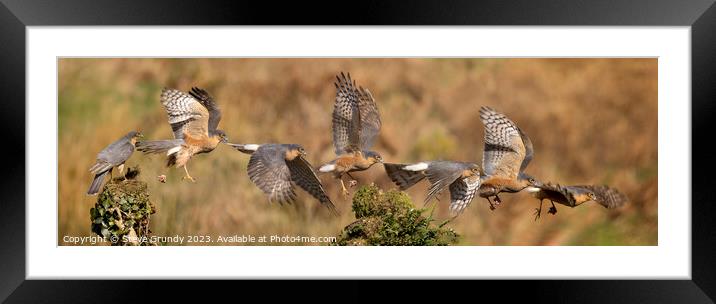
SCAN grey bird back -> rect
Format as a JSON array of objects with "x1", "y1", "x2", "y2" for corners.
[
  {"x1": 97, "y1": 133, "x2": 135, "y2": 165},
  {"x1": 424, "y1": 161, "x2": 469, "y2": 204}
]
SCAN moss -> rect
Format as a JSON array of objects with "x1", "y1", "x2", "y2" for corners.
[
  {"x1": 335, "y1": 185, "x2": 459, "y2": 246},
  {"x1": 90, "y1": 166, "x2": 157, "y2": 246}
]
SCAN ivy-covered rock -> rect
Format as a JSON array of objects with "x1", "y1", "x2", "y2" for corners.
[
  {"x1": 90, "y1": 166, "x2": 157, "y2": 246},
  {"x1": 335, "y1": 185, "x2": 459, "y2": 246}
]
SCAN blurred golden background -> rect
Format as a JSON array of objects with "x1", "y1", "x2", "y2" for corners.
[{"x1": 58, "y1": 58, "x2": 657, "y2": 245}]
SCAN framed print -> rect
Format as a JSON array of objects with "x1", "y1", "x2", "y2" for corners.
[{"x1": 2, "y1": 0, "x2": 715, "y2": 302}]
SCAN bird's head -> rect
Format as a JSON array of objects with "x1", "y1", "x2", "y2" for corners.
[
  {"x1": 213, "y1": 129, "x2": 229, "y2": 143},
  {"x1": 519, "y1": 172, "x2": 540, "y2": 187},
  {"x1": 568, "y1": 187, "x2": 596, "y2": 206},
  {"x1": 127, "y1": 130, "x2": 144, "y2": 138},
  {"x1": 363, "y1": 150, "x2": 383, "y2": 164},
  {"x1": 501, "y1": 173, "x2": 540, "y2": 193},
  {"x1": 286, "y1": 144, "x2": 307, "y2": 158},
  {"x1": 525, "y1": 179, "x2": 547, "y2": 194},
  {"x1": 468, "y1": 163, "x2": 481, "y2": 176},
  {"x1": 460, "y1": 163, "x2": 481, "y2": 178},
  {"x1": 587, "y1": 191, "x2": 598, "y2": 201},
  {"x1": 128, "y1": 131, "x2": 144, "y2": 145}
]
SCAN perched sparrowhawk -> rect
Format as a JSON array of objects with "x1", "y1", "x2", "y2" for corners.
[{"x1": 87, "y1": 131, "x2": 143, "y2": 195}]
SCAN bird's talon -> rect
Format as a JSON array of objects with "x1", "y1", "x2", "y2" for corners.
[
  {"x1": 548, "y1": 207, "x2": 557, "y2": 215},
  {"x1": 533, "y1": 208, "x2": 541, "y2": 221}
]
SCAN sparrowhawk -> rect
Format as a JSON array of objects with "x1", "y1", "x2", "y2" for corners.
[
  {"x1": 87, "y1": 131, "x2": 143, "y2": 195},
  {"x1": 319, "y1": 72, "x2": 384, "y2": 197},
  {"x1": 384, "y1": 161, "x2": 482, "y2": 216},
  {"x1": 230, "y1": 143, "x2": 338, "y2": 215},
  {"x1": 136, "y1": 87, "x2": 228, "y2": 182},
  {"x1": 526, "y1": 182, "x2": 628, "y2": 220},
  {"x1": 478, "y1": 106, "x2": 539, "y2": 210}
]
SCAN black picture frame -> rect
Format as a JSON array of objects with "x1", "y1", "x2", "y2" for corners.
[{"x1": 1, "y1": 0, "x2": 714, "y2": 302}]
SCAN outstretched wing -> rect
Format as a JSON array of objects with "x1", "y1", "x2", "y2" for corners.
[
  {"x1": 332, "y1": 72, "x2": 362, "y2": 154},
  {"x1": 519, "y1": 129, "x2": 534, "y2": 173},
  {"x1": 287, "y1": 156, "x2": 338, "y2": 215},
  {"x1": 160, "y1": 88, "x2": 210, "y2": 140},
  {"x1": 189, "y1": 87, "x2": 222, "y2": 134},
  {"x1": 576, "y1": 185, "x2": 628, "y2": 209},
  {"x1": 480, "y1": 106, "x2": 526, "y2": 180},
  {"x1": 246, "y1": 146, "x2": 296, "y2": 204},
  {"x1": 448, "y1": 174, "x2": 481, "y2": 216},
  {"x1": 424, "y1": 161, "x2": 465, "y2": 204},
  {"x1": 357, "y1": 87, "x2": 381, "y2": 150},
  {"x1": 535, "y1": 182, "x2": 573, "y2": 205}
]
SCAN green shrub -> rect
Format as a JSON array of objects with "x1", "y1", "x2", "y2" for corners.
[
  {"x1": 90, "y1": 167, "x2": 157, "y2": 246},
  {"x1": 335, "y1": 185, "x2": 459, "y2": 246}
]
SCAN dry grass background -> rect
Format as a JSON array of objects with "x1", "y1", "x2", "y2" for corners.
[{"x1": 58, "y1": 58, "x2": 657, "y2": 245}]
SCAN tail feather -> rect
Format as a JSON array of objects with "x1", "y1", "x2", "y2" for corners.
[
  {"x1": 136, "y1": 139, "x2": 183, "y2": 154},
  {"x1": 89, "y1": 162, "x2": 101, "y2": 173},
  {"x1": 227, "y1": 143, "x2": 260, "y2": 155},
  {"x1": 87, "y1": 170, "x2": 109, "y2": 195},
  {"x1": 319, "y1": 163, "x2": 336, "y2": 173},
  {"x1": 384, "y1": 163, "x2": 426, "y2": 190}
]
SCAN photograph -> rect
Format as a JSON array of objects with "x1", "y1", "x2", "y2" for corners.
[
  {"x1": 5, "y1": 0, "x2": 713, "y2": 300},
  {"x1": 58, "y1": 57, "x2": 657, "y2": 246}
]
